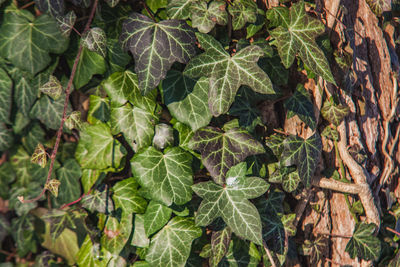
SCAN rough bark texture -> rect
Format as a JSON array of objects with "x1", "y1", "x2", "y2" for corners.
[{"x1": 286, "y1": 0, "x2": 400, "y2": 265}]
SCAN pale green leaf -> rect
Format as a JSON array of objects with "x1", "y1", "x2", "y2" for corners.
[
  {"x1": 163, "y1": 71, "x2": 212, "y2": 131},
  {"x1": 110, "y1": 102, "x2": 158, "y2": 152},
  {"x1": 228, "y1": 0, "x2": 257, "y2": 30},
  {"x1": 166, "y1": 0, "x2": 194, "y2": 19},
  {"x1": 268, "y1": 1, "x2": 335, "y2": 83},
  {"x1": 146, "y1": 217, "x2": 202, "y2": 267},
  {"x1": 131, "y1": 146, "x2": 193, "y2": 206},
  {"x1": 153, "y1": 123, "x2": 174, "y2": 150},
  {"x1": 0, "y1": 123, "x2": 13, "y2": 151},
  {"x1": 281, "y1": 133, "x2": 322, "y2": 187},
  {"x1": 87, "y1": 95, "x2": 110, "y2": 124},
  {"x1": 75, "y1": 123, "x2": 126, "y2": 170},
  {"x1": 82, "y1": 27, "x2": 107, "y2": 58},
  {"x1": 190, "y1": 0, "x2": 228, "y2": 33},
  {"x1": 132, "y1": 214, "x2": 150, "y2": 247},
  {"x1": 39, "y1": 75, "x2": 63, "y2": 100},
  {"x1": 100, "y1": 213, "x2": 132, "y2": 255},
  {"x1": 42, "y1": 209, "x2": 77, "y2": 241},
  {"x1": 345, "y1": 223, "x2": 381, "y2": 261},
  {"x1": 112, "y1": 177, "x2": 147, "y2": 214},
  {"x1": 81, "y1": 189, "x2": 114, "y2": 214},
  {"x1": 192, "y1": 163, "x2": 269, "y2": 245},
  {"x1": 189, "y1": 126, "x2": 265, "y2": 184},
  {"x1": 120, "y1": 12, "x2": 196, "y2": 94},
  {"x1": 143, "y1": 200, "x2": 172, "y2": 236},
  {"x1": 0, "y1": 6, "x2": 68, "y2": 75},
  {"x1": 184, "y1": 33, "x2": 277, "y2": 116}
]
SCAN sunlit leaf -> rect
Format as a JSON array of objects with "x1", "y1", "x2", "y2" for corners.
[
  {"x1": 81, "y1": 189, "x2": 114, "y2": 214},
  {"x1": 192, "y1": 163, "x2": 269, "y2": 245},
  {"x1": 268, "y1": 1, "x2": 335, "y2": 83},
  {"x1": 45, "y1": 179, "x2": 61, "y2": 197},
  {"x1": 146, "y1": 217, "x2": 202, "y2": 267},
  {"x1": 131, "y1": 146, "x2": 193, "y2": 206},
  {"x1": 143, "y1": 200, "x2": 172, "y2": 236},
  {"x1": 321, "y1": 97, "x2": 350, "y2": 126},
  {"x1": 100, "y1": 213, "x2": 132, "y2": 254},
  {"x1": 132, "y1": 214, "x2": 150, "y2": 247},
  {"x1": 184, "y1": 33, "x2": 277, "y2": 116},
  {"x1": 345, "y1": 223, "x2": 381, "y2": 261},
  {"x1": 39, "y1": 75, "x2": 63, "y2": 100},
  {"x1": 163, "y1": 71, "x2": 212, "y2": 131},
  {"x1": 82, "y1": 27, "x2": 107, "y2": 58},
  {"x1": 120, "y1": 12, "x2": 196, "y2": 94},
  {"x1": 42, "y1": 209, "x2": 76, "y2": 241},
  {"x1": 65, "y1": 111, "x2": 82, "y2": 130},
  {"x1": 112, "y1": 177, "x2": 147, "y2": 214},
  {"x1": 189, "y1": 126, "x2": 265, "y2": 184},
  {"x1": 166, "y1": 0, "x2": 194, "y2": 19},
  {"x1": 153, "y1": 123, "x2": 174, "y2": 150},
  {"x1": 190, "y1": 0, "x2": 228, "y2": 33}
]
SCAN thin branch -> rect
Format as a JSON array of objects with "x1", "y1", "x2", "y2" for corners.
[
  {"x1": 143, "y1": 2, "x2": 156, "y2": 22},
  {"x1": 19, "y1": 0, "x2": 99, "y2": 204},
  {"x1": 60, "y1": 189, "x2": 92, "y2": 209},
  {"x1": 263, "y1": 241, "x2": 277, "y2": 267},
  {"x1": 19, "y1": 1, "x2": 34, "y2": 9},
  {"x1": 386, "y1": 227, "x2": 400, "y2": 237},
  {"x1": 313, "y1": 178, "x2": 361, "y2": 195}
]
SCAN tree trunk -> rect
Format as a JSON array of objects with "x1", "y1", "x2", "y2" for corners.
[{"x1": 285, "y1": 0, "x2": 400, "y2": 265}]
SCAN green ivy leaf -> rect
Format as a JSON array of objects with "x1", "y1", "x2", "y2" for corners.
[
  {"x1": 266, "y1": 6, "x2": 289, "y2": 28},
  {"x1": 87, "y1": 95, "x2": 110, "y2": 124},
  {"x1": 14, "y1": 75, "x2": 36, "y2": 116},
  {"x1": 284, "y1": 84, "x2": 316, "y2": 130},
  {"x1": 82, "y1": 27, "x2": 107, "y2": 58},
  {"x1": 56, "y1": 11, "x2": 77, "y2": 37},
  {"x1": 143, "y1": 200, "x2": 172, "y2": 237},
  {"x1": 112, "y1": 178, "x2": 147, "y2": 214},
  {"x1": 56, "y1": 159, "x2": 82, "y2": 205},
  {"x1": 131, "y1": 146, "x2": 193, "y2": 206},
  {"x1": 270, "y1": 167, "x2": 301, "y2": 193},
  {"x1": 345, "y1": 223, "x2": 381, "y2": 261},
  {"x1": 153, "y1": 123, "x2": 174, "y2": 150},
  {"x1": 321, "y1": 98, "x2": 350, "y2": 126},
  {"x1": 30, "y1": 94, "x2": 72, "y2": 130},
  {"x1": 0, "y1": 5, "x2": 68, "y2": 75},
  {"x1": 184, "y1": 33, "x2": 277, "y2": 116},
  {"x1": 39, "y1": 75, "x2": 63, "y2": 100},
  {"x1": 366, "y1": 0, "x2": 390, "y2": 16},
  {"x1": 75, "y1": 123, "x2": 126, "y2": 170},
  {"x1": 30, "y1": 143, "x2": 47, "y2": 168},
  {"x1": 210, "y1": 227, "x2": 231, "y2": 266},
  {"x1": 222, "y1": 236, "x2": 260, "y2": 266},
  {"x1": 34, "y1": 0, "x2": 65, "y2": 17},
  {"x1": 0, "y1": 67, "x2": 12, "y2": 124},
  {"x1": 146, "y1": 217, "x2": 202, "y2": 267},
  {"x1": 42, "y1": 209, "x2": 76, "y2": 241},
  {"x1": 132, "y1": 214, "x2": 150, "y2": 247},
  {"x1": 110, "y1": 102, "x2": 158, "y2": 152},
  {"x1": 281, "y1": 133, "x2": 322, "y2": 188},
  {"x1": 258, "y1": 53, "x2": 289, "y2": 86},
  {"x1": 0, "y1": 123, "x2": 13, "y2": 151},
  {"x1": 192, "y1": 162, "x2": 269, "y2": 245},
  {"x1": 11, "y1": 214, "x2": 37, "y2": 257},
  {"x1": 77, "y1": 235, "x2": 124, "y2": 266},
  {"x1": 70, "y1": 47, "x2": 106, "y2": 89},
  {"x1": 120, "y1": 12, "x2": 196, "y2": 94},
  {"x1": 81, "y1": 189, "x2": 114, "y2": 214},
  {"x1": 189, "y1": 126, "x2": 265, "y2": 184},
  {"x1": 190, "y1": 0, "x2": 228, "y2": 33},
  {"x1": 268, "y1": 1, "x2": 335, "y2": 83},
  {"x1": 103, "y1": 71, "x2": 157, "y2": 110},
  {"x1": 228, "y1": 0, "x2": 257, "y2": 30},
  {"x1": 101, "y1": 213, "x2": 132, "y2": 255},
  {"x1": 163, "y1": 71, "x2": 212, "y2": 131},
  {"x1": 65, "y1": 111, "x2": 82, "y2": 130},
  {"x1": 166, "y1": 0, "x2": 193, "y2": 19}
]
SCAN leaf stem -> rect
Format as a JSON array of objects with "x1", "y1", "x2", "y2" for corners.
[
  {"x1": 143, "y1": 2, "x2": 156, "y2": 22},
  {"x1": 386, "y1": 227, "x2": 400, "y2": 237},
  {"x1": 19, "y1": 1, "x2": 34, "y2": 9},
  {"x1": 20, "y1": 0, "x2": 99, "y2": 204},
  {"x1": 60, "y1": 189, "x2": 92, "y2": 209}
]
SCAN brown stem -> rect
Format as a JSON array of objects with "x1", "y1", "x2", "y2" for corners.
[
  {"x1": 20, "y1": 0, "x2": 99, "y2": 204},
  {"x1": 263, "y1": 241, "x2": 277, "y2": 267},
  {"x1": 386, "y1": 227, "x2": 400, "y2": 237},
  {"x1": 60, "y1": 189, "x2": 92, "y2": 209},
  {"x1": 143, "y1": 2, "x2": 156, "y2": 22},
  {"x1": 19, "y1": 1, "x2": 34, "y2": 9}
]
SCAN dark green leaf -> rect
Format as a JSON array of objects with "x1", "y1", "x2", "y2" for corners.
[
  {"x1": 345, "y1": 223, "x2": 381, "y2": 261},
  {"x1": 210, "y1": 227, "x2": 231, "y2": 266},
  {"x1": 0, "y1": 123, "x2": 13, "y2": 151},
  {"x1": 143, "y1": 200, "x2": 172, "y2": 236},
  {"x1": 228, "y1": 0, "x2": 257, "y2": 30},
  {"x1": 266, "y1": 6, "x2": 289, "y2": 28},
  {"x1": 34, "y1": 0, "x2": 64, "y2": 17},
  {"x1": 268, "y1": 1, "x2": 335, "y2": 83},
  {"x1": 131, "y1": 146, "x2": 193, "y2": 206},
  {"x1": 0, "y1": 5, "x2": 68, "y2": 75},
  {"x1": 281, "y1": 133, "x2": 322, "y2": 187},
  {"x1": 321, "y1": 98, "x2": 350, "y2": 126},
  {"x1": 120, "y1": 13, "x2": 196, "y2": 94},
  {"x1": 0, "y1": 67, "x2": 12, "y2": 124},
  {"x1": 190, "y1": 0, "x2": 228, "y2": 33},
  {"x1": 81, "y1": 189, "x2": 114, "y2": 213},
  {"x1": 184, "y1": 33, "x2": 277, "y2": 116},
  {"x1": 192, "y1": 162, "x2": 269, "y2": 245},
  {"x1": 75, "y1": 123, "x2": 126, "y2": 170},
  {"x1": 258, "y1": 54, "x2": 289, "y2": 86},
  {"x1": 163, "y1": 71, "x2": 212, "y2": 131},
  {"x1": 56, "y1": 159, "x2": 82, "y2": 205},
  {"x1": 112, "y1": 177, "x2": 147, "y2": 214},
  {"x1": 189, "y1": 126, "x2": 265, "y2": 184},
  {"x1": 56, "y1": 11, "x2": 76, "y2": 37},
  {"x1": 11, "y1": 214, "x2": 37, "y2": 257},
  {"x1": 284, "y1": 84, "x2": 316, "y2": 130},
  {"x1": 14, "y1": 75, "x2": 36, "y2": 116},
  {"x1": 146, "y1": 217, "x2": 202, "y2": 267}
]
